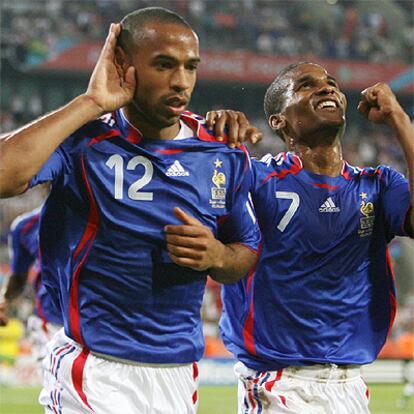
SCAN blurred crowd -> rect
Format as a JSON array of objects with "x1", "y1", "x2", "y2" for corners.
[{"x1": 1, "y1": 0, "x2": 413, "y2": 67}]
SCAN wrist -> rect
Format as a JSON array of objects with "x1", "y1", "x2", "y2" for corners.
[
  {"x1": 386, "y1": 108, "x2": 410, "y2": 129},
  {"x1": 209, "y1": 241, "x2": 226, "y2": 272},
  {"x1": 77, "y1": 94, "x2": 106, "y2": 120}
]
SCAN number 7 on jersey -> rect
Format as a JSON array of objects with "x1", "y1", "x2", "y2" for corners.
[{"x1": 275, "y1": 191, "x2": 299, "y2": 232}]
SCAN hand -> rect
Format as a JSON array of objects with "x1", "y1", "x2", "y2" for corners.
[
  {"x1": 85, "y1": 23, "x2": 136, "y2": 115},
  {"x1": 206, "y1": 110, "x2": 263, "y2": 148},
  {"x1": 357, "y1": 83, "x2": 405, "y2": 126},
  {"x1": 164, "y1": 207, "x2": 224, "y2": 271},
  {"x1": 0, "y1": 300, "x2": 9, "y2": 326}
]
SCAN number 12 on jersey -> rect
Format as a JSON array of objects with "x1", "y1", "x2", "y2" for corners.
[{"x1": 106, "y1": 154, "x2": 154, "y2": 201}]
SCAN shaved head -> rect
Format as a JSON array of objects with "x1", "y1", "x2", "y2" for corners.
[
  {"x1": 264, "y1": 62, "x2": 312, "y2": 120},
  {"x1": 118, "y1": 7, "x2": 193, "y2": 57}
]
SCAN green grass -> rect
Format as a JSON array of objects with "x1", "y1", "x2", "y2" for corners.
[{"x1": 0, "y1": 384, "x2": 413, "y2": 413}]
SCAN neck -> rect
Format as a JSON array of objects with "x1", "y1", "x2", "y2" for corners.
[
  {"x1": 123, "y1": 104, "x2": 180, "y2": 140},
  {"x1": 292, "y1": 140, "x2": 344, "y2": 177}
]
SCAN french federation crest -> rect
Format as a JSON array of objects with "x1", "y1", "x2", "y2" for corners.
[
  {"x1": 358, "y1": 192, "x2": 375, "y2": 237},
  {"x1": 210, "y1": 158, "x2": 226, "y2": 208}
]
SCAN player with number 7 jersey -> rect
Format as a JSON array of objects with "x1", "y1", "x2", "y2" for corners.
[{"x1": 219, "y1": 62, "x2": 413, "y2": 414}]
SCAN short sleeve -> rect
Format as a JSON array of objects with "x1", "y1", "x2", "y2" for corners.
[
  {"x1": 217, "y1": 149, "x2": 260, "y2": 252},
  {"x1": 381, "y1": 166, "x2": 410, "y2": 237},
  {"x1": 30, "y1": 138, "x2": 74, "y2": 187}
]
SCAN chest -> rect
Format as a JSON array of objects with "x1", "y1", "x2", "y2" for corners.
[
  {"x1": 72, "y1": 142, "x2": 235, "y2": 230},
  {"x1": 256, "y1": 176, "x2": 382, "y2": 244}
]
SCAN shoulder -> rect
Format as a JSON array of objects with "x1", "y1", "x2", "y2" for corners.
[
  {"x1": 62, "y1": 115, "x2": 119, "y2": 151},
  {"x1": 252, "y1": 152, "x2": 302, "y2": 186},
  {"x1": 344, "y1": 163, "x2": 407, "y2": 185}
]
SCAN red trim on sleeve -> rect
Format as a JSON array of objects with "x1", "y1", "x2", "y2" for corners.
[
  {"x1": 385, "y1": 247, "x2": 397, "y2": 337},
  {"x1": 155, "y1": 149, "x2": 184, "y2": 154},
  {"x1": 87, "y1": 129, "x2": 121, "y2": 147},
  {"x1": 260, "y1": 156, "x2": 301, "y2": 185},
  {"x1": 242, "y1": 243, "x2": 262, "y2": 355},
  {"x1": 71, "y1": 347, "x2": 94, "y2": 412}
]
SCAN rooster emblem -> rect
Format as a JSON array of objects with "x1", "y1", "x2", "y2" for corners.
[
  {"x1": 212, "y1": 170, "x2": 226, "y2": 188},
  {"x1": 360, "y1": 200, "x2": 374, "y2": 217}
]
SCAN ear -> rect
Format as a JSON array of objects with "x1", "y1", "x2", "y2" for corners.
[
  {"x1": 115, "y1": 46, "x2": 130, "y2": 73},
  {"x1": 268, "y1": 114, "x2": 286, "y2": 132}
]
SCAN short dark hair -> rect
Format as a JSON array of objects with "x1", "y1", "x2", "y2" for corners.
[
  {"x1": 264, "y1": 61, "x2": 312, "y2": 119},
  {"x1": 118, "y1": 7, "x2": 193, "y2": 55}
]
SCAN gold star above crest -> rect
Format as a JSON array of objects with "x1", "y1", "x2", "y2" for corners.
[
  {"x1": 360, "y1": 192, "x2": 367, "y2": 199},
  {"x1": 214, "y1": 159, "x2": 223, "y2": 168}
]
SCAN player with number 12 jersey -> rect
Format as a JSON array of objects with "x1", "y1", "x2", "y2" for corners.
[{"x1": 31, "y1": 108, "x2": 259, "y2": 364}]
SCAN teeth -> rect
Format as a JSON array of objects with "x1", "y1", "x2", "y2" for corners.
[{"x1": 317, "y1": 100, "x2": 337, "y2": 109}]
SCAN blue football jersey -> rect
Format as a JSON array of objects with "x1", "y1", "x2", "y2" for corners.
[
  {"x1": 31, "y1": 110, "x2": 259, "y2": 364},
  {"x1": 9, "y1": 208, "x2": 62, "y2": 325},
  {"x1": 220, "y1": 151, "x2": 410, "y2": 371}
]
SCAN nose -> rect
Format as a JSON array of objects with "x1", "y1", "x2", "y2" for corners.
[
  {"x1": 315, "y1": 82, "x2": 335, "y2": 95},
  {"x1": 171, "y1": 67, "x2": 191, "y2": 93}
]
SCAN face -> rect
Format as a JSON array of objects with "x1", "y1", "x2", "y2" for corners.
[
  {"x1": 127, "y1": 23, "x2": 200, "y2": 129},
  {"x1": 272, "y1": 64, "x2": 347, "y2": 142}
]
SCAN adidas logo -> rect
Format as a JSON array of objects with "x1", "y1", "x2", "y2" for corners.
[
  {"x1": 166, "y1": 161, "x2": 189, "y2": 177},
  {"x1": 319, "y1": 197, "x2": 340, "y2": 213}
]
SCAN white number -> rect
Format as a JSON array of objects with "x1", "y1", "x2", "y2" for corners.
[
  {"x1": 127, "y1": 156, "x2": 154, "y2": 201},
  {"x1": 106, "y1": 154, "x2": 124, "y2": 199},
  {"x1": 275, "y1": 191, "x2": 299, "y2": 232},
  {"x1": 106, "y1": 154, "x2": 154, "y2": 201}
]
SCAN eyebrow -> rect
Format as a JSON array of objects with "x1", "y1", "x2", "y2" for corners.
[
  {"x1": 153, "y1": 54, "x2": 201, "y2": 64},
  {"x1": 295, "y1": 74, "x2": 338, "y2": 84}
]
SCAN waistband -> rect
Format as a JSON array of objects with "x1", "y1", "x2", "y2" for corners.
[
  {"x1": 283, "y1": 364, "x2": 361, "y2": 381},
  {"x1": 56, "y1": 328, "x2": 190, "y2": 368},
  {"x1": 91, "y1": 350, "x2": 191, "y2": 368},
  {"x1": 236, "y1": 361, "x2": 361, "y2": 382}
]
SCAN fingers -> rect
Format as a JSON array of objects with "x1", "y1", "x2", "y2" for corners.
[
  {"x1": 168, "y1": 253, "x2": 202, "y2": 270},
  {"x1": 99, "y1": 23, "x2": 121, "y2": 62},
  {"x1": 358, "y1": 83, "x2": 398, "y2": 123},
  {"x1": 357, "y1": 99, "x2": 370, "y2": 117},
  {"x1": 167, "y1": 244, "x2": 206, "y2": 259},
  {"x1": 214, "y1": 111, "x2": 229, "y2": 142},
  {"x1": 206, "y1": 111, "x2": 219, "y2": 132},
  {"x1": 124, "y1": 66, "x2": 136, "y2": 92},
  {"x1": 245, "y1": 126, "x2": 263, "y2": 144},
  {"x1": 205, "y1": 110, "x2": 263, "y2": 147},
  {"x1": 172, "y1": 207, "x2": 202, "y2": 226}
]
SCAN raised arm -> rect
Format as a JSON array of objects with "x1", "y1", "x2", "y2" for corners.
[
  {"x1": 358, "y1": 83, "x2": 414, "y2": 237},
  {"x1": 0, "y1": 23, "x2": 135, "y2": 198}
]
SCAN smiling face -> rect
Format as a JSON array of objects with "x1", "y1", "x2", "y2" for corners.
[
  {"x1": 270, "y1": 63, "x2": 347, "y2": 145},
  {"x1": 124, "y1": 22, "x2": 200, "y2": 133}
]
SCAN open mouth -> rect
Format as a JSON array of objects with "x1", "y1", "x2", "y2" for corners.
[
  {"x1": 163, "y1": 96, "x2": 188, "y2": 116},
  {"x1": 315, "y1": 99, "x2": 339, "y2": 111}
]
